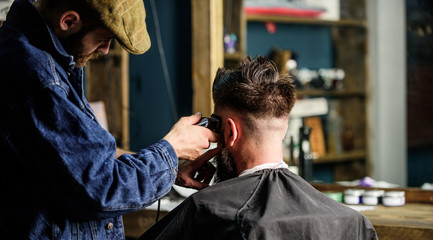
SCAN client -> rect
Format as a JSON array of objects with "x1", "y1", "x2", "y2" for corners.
[{"x1": 139, "y1": 56, "x2": 378, "y2": 240}]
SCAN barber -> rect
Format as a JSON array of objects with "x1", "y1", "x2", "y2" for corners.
[{"x1": 0, "y1": 0, "x2": 218, "y2": 239}]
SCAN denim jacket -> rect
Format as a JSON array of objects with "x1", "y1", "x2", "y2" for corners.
[{"x1": 0, "y1": 0, "x2": 178, "y2": 239}]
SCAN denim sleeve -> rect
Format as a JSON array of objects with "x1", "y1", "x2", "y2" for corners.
[{"x1": 18, "y1": 84, "x2": 178, "y2": 219}]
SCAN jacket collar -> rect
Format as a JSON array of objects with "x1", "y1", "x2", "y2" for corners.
[{"x1": 6, "y1": 0, "x2": 75, "y2": 69}]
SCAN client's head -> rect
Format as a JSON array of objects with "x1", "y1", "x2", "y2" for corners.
[{"x1": 212, "y1": 56, "x2": 296, "y2": 182}]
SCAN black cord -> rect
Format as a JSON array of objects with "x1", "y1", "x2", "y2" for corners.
[
  {"x1": 149, "y1": 0, "x2": 178, "y2": 122},
  {"x1": 155, "y1": 199, "x2": 161, "y2": 223}
]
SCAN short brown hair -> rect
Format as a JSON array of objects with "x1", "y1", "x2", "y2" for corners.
[
  {"x1": 212, "y1": 56, "x2": 296, "y2": 119},
  {"x1": 34, "y1": 0, "x2": 103, "y2": 30}
]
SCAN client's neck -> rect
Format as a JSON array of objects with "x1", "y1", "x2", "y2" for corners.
[{"x1": 234, "y1": 136, "x2": 284, "y2": 175}]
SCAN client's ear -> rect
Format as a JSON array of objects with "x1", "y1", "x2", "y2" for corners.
[
  {"x1": 226, "y1": 118, "x2": 238, "y2": 147},
  {"x1": 57, "y1": 11, "x2": 82, "y2": 36}
]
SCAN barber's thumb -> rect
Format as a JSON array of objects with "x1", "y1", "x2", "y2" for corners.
[{"x1": 188, "y1": 112, "x2": 202, "y2": 124}]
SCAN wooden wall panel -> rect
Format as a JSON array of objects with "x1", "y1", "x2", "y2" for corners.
[
  {"x1": 86, "y1": 41, "x2": 130, "y2": 149},
  {"x1": 191, "y1": 0, "x2": 224, "y2": 116}
]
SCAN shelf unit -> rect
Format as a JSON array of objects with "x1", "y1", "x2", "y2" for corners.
[{"x1": 223, "y1": 0, "x2": 369, "y2": 181}]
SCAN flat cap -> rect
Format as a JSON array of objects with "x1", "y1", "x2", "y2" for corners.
[{"x1": 88, "y1": 0, "x2": 151, "y2": 55}]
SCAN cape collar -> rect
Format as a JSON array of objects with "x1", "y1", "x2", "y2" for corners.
[{"x1": 239, "y1": 161, "x2": 289, "y2": 177}]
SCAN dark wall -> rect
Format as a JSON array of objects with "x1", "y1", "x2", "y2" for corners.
[
  {"x1": 129, "y1": 0, "x2": 192, "y2": 150},
  {"x1": 406, "y1": 0, "x2": 433, "y2": 187}
]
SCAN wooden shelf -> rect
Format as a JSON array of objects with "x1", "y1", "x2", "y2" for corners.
[
  {"x1": 296, "y1": 89, "x2": 365, "y2": 97},
  {"x1": 312, "y1": 183, "x2": 433, "y2": 204},
  {"x1": 284, "y1": 150, "x2": 367, "y2": 165},
  {"x1": 224, "y1": 52, "x2": 244, "y2": 60},
  {"x1": 246, "y1": 14, "x2": 367, "y2": 28},
  {"x1": 313, "y1": 150, "x2": 366, "y2": 164}
]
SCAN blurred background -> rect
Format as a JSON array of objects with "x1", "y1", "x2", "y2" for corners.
[
  {"x1": 85, "y1": 0, "x2": 433, "y2": 188},
  {"x1": 2, "y1": 0, "x2": 431, "y2": 188}
]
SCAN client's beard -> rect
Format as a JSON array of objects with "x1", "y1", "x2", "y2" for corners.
[{"x1": 213, "y1": 146, "x2": 237, "y2": 183}]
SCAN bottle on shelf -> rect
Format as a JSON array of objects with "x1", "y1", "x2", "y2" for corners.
[
  {"x1": 342, "y1": 121, "x2": 354, "y2": 151},
  {"x1": 298, "y1": 126, "x2": 313, "y2": 181},
  {"x1": 326, "y1": 100, "x2": 343, "y2": 154}
]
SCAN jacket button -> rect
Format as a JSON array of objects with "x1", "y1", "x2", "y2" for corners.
[{"x1": 106, "y1": 222, "x2": 113, "y2": 230}]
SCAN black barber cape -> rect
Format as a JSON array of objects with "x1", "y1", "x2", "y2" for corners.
[{"x1": 139, "y1": 168, "x2": 378, "y2": 240}]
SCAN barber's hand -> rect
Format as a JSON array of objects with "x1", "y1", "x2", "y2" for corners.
[
  {"x1": 163, "y1": 113, "x2": 219, "y2": 160},
  {"x1": 175, "y1": 145, "x2": 221, "y2": 190}
]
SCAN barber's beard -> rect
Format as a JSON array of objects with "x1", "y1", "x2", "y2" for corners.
[
  {"x1": 213, "y1": 146, "x2": 237, "y2": 183},
  {"x1": 73, "y1": 52, "x2": 100, "y2": 68},
  {"x1": 60, "y1": 30, "x2": 101, "y2": 68}
]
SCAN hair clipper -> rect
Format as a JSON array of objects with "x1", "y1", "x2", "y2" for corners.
[{"x1": 196, "y1": 114, "x2": 221, "y2": 133}]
